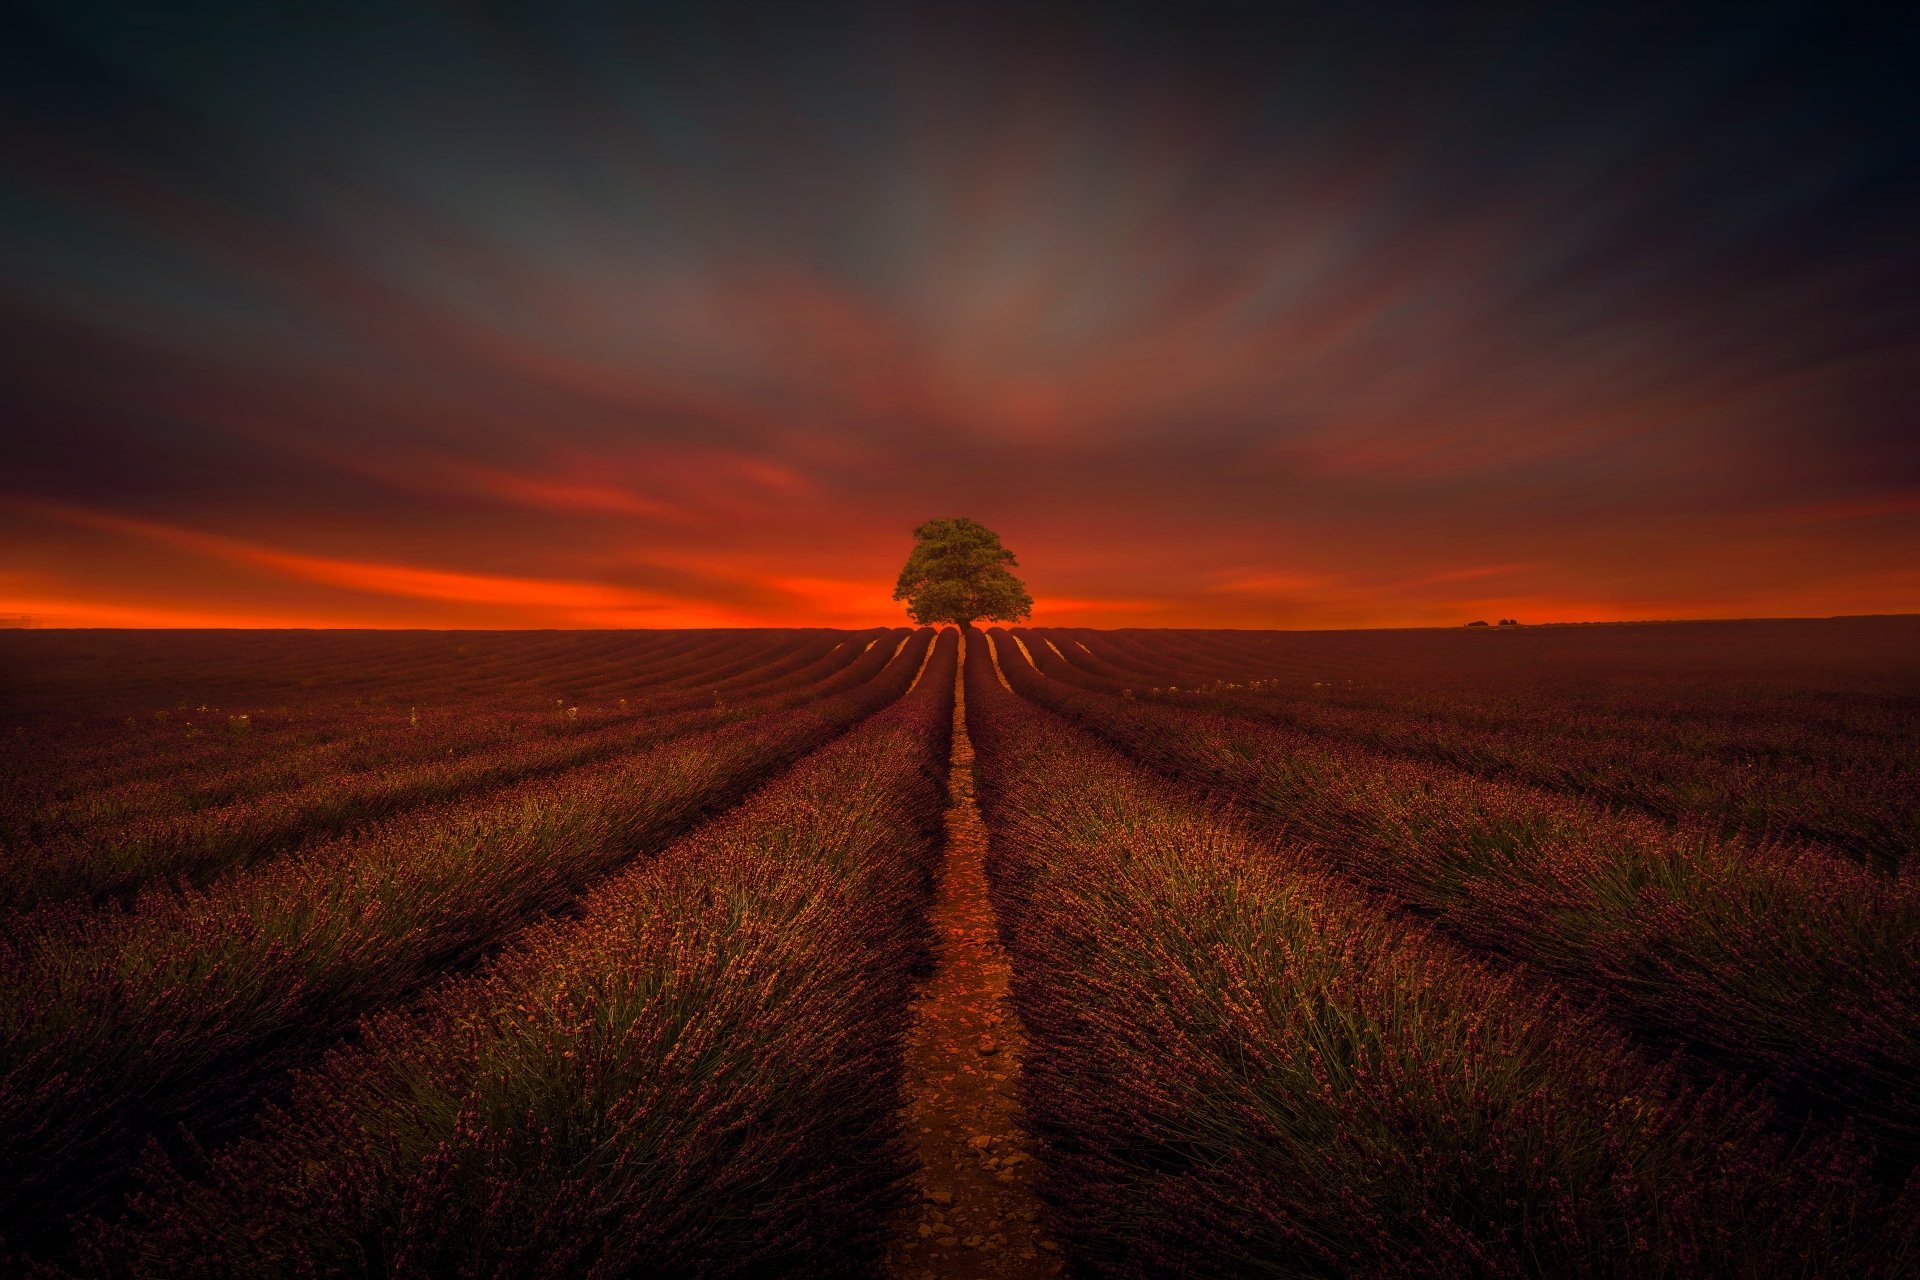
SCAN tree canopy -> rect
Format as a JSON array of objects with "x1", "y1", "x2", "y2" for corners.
[{"x1": 892, "y1": 517, "x2": 1033, "y2": 627}]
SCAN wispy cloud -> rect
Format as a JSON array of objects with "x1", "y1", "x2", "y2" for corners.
[
  {"x1": 0, "y1": 4, "x2": 1913, "y2": 627},
  {"x1": 19, "y1": 503, "x2": 757, "y2": 626}
]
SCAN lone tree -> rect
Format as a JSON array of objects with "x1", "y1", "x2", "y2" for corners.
[{"x1": 893, "y1": 517, "x2": 1034, "y2": 627}]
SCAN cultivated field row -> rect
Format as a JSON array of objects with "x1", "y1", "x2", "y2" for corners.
[
  {"x1": 4, "y1": 622, "x2": 1914, "y2": 1277},
  {"x1": 1, "y1": 629, "x2": 890, "y2": 847},
  {"x1": 1023, "y1": 622, "x2": 1920, "y2": 868},
  {"x1": 991, "y1": 627, "x2": 1920, "y2": 1169},
  {"x1": 0, "y1": 629, "x2": 935, "y2": 1263},
  {"x1": 2, "y1": 630, "x2": 909, "y2": 912},
  {"x1": 967, "y1": 629, "x2": 1918, "y2": 1276},
  {"x1": 74, "y1": 633, "x2": 961, "y2": 1278}
]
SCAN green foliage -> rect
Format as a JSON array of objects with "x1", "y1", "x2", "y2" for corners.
[{"x1": 892, "y1": 517, "x2": 1033, "y2": 627}]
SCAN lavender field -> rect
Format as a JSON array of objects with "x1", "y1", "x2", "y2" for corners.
[{"x1": 1, "y1": 619, "x2": 1915, "y2": 1277}]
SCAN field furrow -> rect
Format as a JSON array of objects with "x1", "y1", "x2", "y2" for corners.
[
  {"x1": 991, "y1": 628, "x2": 1920, "y2": 1168},
  {"x1": 0, "y1": 629, "x2": 867, "y2": 846},
  {"x1": 965, "y1": 628, "x2": 1917, "y2": 1277},
  {"x1": 0, "y1": 629, "x2": 933, "y2": 1260},
  {"x1": 3, "y1": 619, "x2": 1913, "y2": 1275},
  {"x1": 71, "y1": 632, "x2": 962, "y2": 1279},
  {"x1": 1, "y1": 630, "x2": 900, "y2": 912},
  {"x1": 1024, "y1": 626, "x2": 1920, "y2": 869}
]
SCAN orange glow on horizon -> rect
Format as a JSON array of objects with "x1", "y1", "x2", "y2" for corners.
[
  {"x1": 3, "y1": 499, "x2": 1912, "y2": 632},
  {"x1": 1, "y1": 6, "x2": 1915, "y2": 635}
]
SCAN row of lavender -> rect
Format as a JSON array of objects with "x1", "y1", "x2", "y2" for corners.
[
  {"x1": 2, "y1": 629, "x2": 723, "y2": 808},
  {"x1": 3, "y1": 627, "x2": 752, "y2": 723},
  {"x1": 2, "y1": 629, "x2": 886, "y2": 865},
  {"x1": 2, "y1": 630, "x2": 908, "y2": 912},
  {"x1": 966, "y1": 629, "x2": 1918, "y2": 1276},
  {"x1": 0, "y1": 628, "x2": 743, "y2": 848},
  {"x1": 0, "y1": 629, "x2": 934, "y2": 1265},
  {"x1": 993, "y1": 628, "x2": 1920, "y2": 1170},
  {"x1": 57, "y1": 631, "x2": 959, "y2": 1278},
  {"x1": 1033, "y1": 621, "x2": 1920, "y2": 870}
]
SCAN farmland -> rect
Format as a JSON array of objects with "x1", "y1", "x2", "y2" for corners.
[{"x1": 1, "y1": 618, "x2": 1916, "y2": 1277}]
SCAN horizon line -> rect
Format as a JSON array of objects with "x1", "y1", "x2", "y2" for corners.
[{"x1": 4, "y1": 612, "x2": 1917, "y2": 635}]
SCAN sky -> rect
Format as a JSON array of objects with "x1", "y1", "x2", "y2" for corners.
[{"x1": 2, "y1": 0, "x2": 1916, "y2": 629}]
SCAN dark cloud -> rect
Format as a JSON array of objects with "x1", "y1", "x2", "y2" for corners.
[{"x1": 2, "y1": 0, "x2": 1915, "y2": 626}]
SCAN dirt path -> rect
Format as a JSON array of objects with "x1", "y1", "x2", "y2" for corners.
[
  {"x1": 884, "y1": 632, "x2": 1058, "y2": 1280},
  {"x1": 983, "y1": 635, "x2": 1014, "y2": 691},
  {"x1": 905, "y1": 632, "x2": 939, "y2": 692}
]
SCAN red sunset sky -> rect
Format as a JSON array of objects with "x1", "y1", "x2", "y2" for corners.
[{"x1": 2, "y1": 3, "x2": 1916, "y2": 629}]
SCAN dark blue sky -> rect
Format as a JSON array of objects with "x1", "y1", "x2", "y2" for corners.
[{"x1": 2, "y1": 1, "x2": 1916, "y2": 626}]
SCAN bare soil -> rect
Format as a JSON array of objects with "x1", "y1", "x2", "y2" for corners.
[{"x1": 883, "y1": 634, "x2": 1058, "y2": 1279}]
